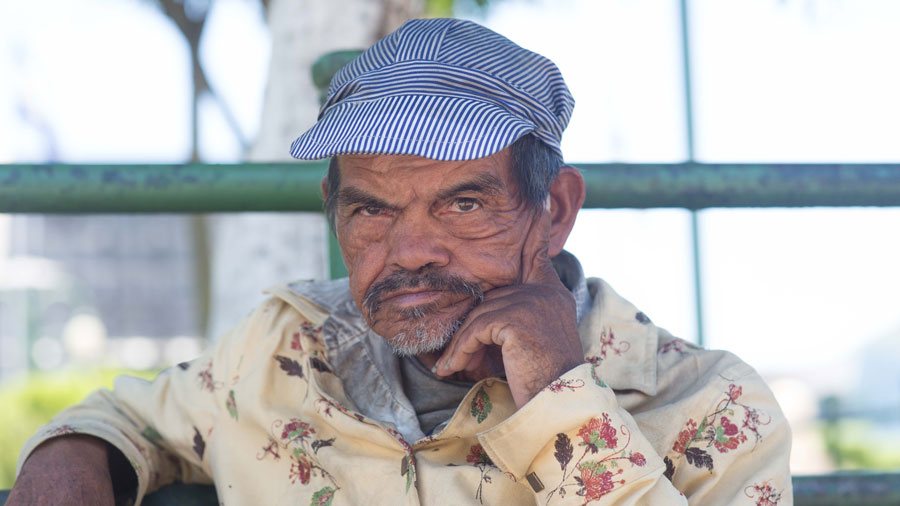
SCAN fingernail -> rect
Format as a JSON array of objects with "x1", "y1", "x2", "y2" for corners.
[{"x1": 431, "y1": 364, "x2": 438, "y2": 375}]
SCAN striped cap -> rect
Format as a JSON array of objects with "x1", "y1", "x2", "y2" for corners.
[{"x1": 290, "y1": 18, "x2": 574, "y2": 161}]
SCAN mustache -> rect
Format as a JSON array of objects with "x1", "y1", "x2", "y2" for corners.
[{"x1": 363, "y1": 268, "x2": 484, "y2": 319}]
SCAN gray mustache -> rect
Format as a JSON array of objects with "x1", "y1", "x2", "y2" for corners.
[{"x1": 363, "y1": 269, "x2": 484, "y2": 318}]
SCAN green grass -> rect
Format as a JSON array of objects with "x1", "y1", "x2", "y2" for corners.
[{"x1": 0, "y1": 368, "x2": 158, "y2": 489}]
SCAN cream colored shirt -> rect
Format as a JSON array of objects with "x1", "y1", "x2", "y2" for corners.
[{"x1": 18, "y1": 274, "x2": 793, "y2": 505}]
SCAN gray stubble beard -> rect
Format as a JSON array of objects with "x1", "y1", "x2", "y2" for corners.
[{"x1": 363, "y1": 268, "x2": 483, "y2": 357}]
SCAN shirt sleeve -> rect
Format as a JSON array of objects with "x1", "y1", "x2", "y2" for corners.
[
  {"x1": 476, "y1": 362, "x2": 792, "y2": 505},
  {"x1": 14, "y1": 297, "x2": 299, "y2": 505},
  {"x1": 665, "y1": 363, "x2": 794, "y2": 505},
  {"x1": 477, "y1": 363, "x2": 687, "y2": 504}
]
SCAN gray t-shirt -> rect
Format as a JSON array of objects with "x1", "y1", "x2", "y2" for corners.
[{"x1": 399, "y1": 355, "x2": 474, "y2": 435}]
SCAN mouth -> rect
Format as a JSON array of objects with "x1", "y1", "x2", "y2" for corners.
[{"x1": 379, "y1": 289, "x2": 444, "y2": 308}]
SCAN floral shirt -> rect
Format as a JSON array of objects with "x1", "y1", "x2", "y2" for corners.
[{"x1": 18, "y1": 263, "x2": 792, "y2": 505}]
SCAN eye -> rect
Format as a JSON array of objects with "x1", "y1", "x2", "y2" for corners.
[
  {"x1": 357, "y1": 205, "x2": 385, "y2": 217},
  {"x1": 451, "y1": 197, "x2": 480, "y2": 213}
]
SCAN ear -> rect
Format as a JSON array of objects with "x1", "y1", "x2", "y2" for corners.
[
  {"x1": 321, "y1": 176, "x2": 329, "y2": 200},
  {"x1": 548, "y1": 165, "x2": 585, "y2": 257}
]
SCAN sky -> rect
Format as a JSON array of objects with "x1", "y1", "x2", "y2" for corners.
[{"x1": 1, "y1": 0, "x2": 900, "y2": 390}]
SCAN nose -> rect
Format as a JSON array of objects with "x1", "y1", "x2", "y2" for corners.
[{"x1": 385, "y1": 210, "x2": 451, "y2": 272}]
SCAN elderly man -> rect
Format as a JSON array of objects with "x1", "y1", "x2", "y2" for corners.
[{"x1": 10, "y1": 18, "x2": 791, "y2": 506}]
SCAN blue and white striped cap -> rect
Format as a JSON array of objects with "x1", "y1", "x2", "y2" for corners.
[{"x1": 290, "y1": 18, "x2": 574, "y2": 161}]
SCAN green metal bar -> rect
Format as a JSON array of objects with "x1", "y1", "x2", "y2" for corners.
[
  {"x1": 0, "y1": 162, "x2": 328, "y2": 213},
  {"x1": 793, "y1": 472, "x2": 900, "y2": 506},
  {"x1": 576, "y1": 163, "x2": 900, "y2": 209},
  {"x1": 3, "y1": 163, "x2": 900, "y2": 213}
]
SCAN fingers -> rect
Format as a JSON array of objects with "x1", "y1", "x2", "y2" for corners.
[{"x1": 435, "y1": 302, "x2": 514, "y2": 376}]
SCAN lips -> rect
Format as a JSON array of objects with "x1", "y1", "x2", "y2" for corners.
[{"x1": 380, "y1": 289, "x2": 444, "y2": 307}]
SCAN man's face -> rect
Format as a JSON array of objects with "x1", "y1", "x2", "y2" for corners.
[{"x1": 333, "y1": 149, "x2": 537, "y2": 356}]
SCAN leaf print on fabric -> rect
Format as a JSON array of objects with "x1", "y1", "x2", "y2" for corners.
[
  {"x1": 275, "y1": 355, "x2": 304, "y2": 378},
  {"x1": 400, "y1": 455, "x2": 415, "y2": 493},
  {"x1": 663, "y1": 456, "x2": 675, "y2": 481},
  {"x1": 300, "y1": 322, "x2": 323, "y2": 343},
  {"x1": 669, "y1": 382, "x2": 772, "y2": 473},
  {"x1": 310, "y1": 357, "x2": 333, "y2": 374},
  {"x1": 585, "y1": 356, "x2": 607, "y2": 388},
  {"x1": 471, "y1": 387, "x2": 493, "y2": 423},
  {"x1": 545, "y1": 378, "x2": 585, "y2": 393},
  {"x1": 554, "y1": 433, "x2": 574, "y2": 470},
  {"x1": 291, "y1": 331, "x2": 303, "y2": 351},
  {"x1": 141, "y1": 426, "x2": 163, "y2": 442},
  {"x1": 310, "y1": 486, "x2": 336, "y2": 506},
  {"x1": 311, "y1": 438, "x2": 335, "y2": 455},
  {"x1": 192, "y1": 427, "x2": 205, "y2": 460},
  {"x1": 545, "y1": 415, "x2": 646, "y2": 504},
  {"x1": 226, "y1": 390, "x2": 238, "y2": 421},
  {"x1": 683, "y1": 447, "x2": 713, "y2": 472},
  {"x1": 745, "y1": 480, "x2": 782, "y2": 506}
]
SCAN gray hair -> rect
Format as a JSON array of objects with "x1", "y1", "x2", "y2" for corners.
[{"x1": 323, "y1": 134, "x2": 562, "y2": 232}]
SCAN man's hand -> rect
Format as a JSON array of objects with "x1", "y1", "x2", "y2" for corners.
[
  {"x1": 435, "y1": 207, "x2": 584, "y2": 408},
  {"x1": 7, "y1": 435, "x2": 116, "y2": 506}
]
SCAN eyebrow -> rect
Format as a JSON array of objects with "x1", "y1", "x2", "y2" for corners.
[
  {"x1": 435, "y1": 173, "x2": 505, "y2": 201},
  {"x1": 336, "y1": 186, "x2": 395, "y2": 211},
  {"x1": 336, "y1": 173, "x2": 506, "y2": 211}
]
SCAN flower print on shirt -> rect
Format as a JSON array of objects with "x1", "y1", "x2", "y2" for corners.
[
  {"x1": 545, "y1": 414, "x2": 647, "y2": 504},
  {"x1": 545, "y1": 378, "x2": 585, "y2": 393},
  {"x1": 196, "y1": 361, "x2": 223, "y2": 392},
  {"x1": 461, "y1": 444, "x2": 498, "y2": 504},
  {"x1": 269, "y1": 418, "x2": 340, "y2": 500},
  {"x1": 596, "y1": 327, "x2": 630, "y2": 360},
  {"x1": 668, "y1": 382, "x2": 772, "y2": 475},
  {"x1": 745, "y1": 480, "x2": 782, "y2": 506}
]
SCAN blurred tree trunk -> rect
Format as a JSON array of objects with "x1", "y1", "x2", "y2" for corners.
[{"x1": 206, "y1": 0, "x2": 423, "y2": 340}]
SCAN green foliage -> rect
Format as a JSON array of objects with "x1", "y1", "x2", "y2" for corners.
[
  {"x1": 0, "y1": 368, "x2": 158, "y2": 489},
  {"x1": 822, "y1": 419, "x2": 900, "y2": 471}
]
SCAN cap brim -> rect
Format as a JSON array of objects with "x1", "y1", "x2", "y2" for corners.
[{"x1": 289, "y1": 94, "x2": 535, "y2": 161}]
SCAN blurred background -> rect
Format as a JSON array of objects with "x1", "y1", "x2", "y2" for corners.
[{"x1": 1, "y1": 0, "x2": 900, "y2": 489}]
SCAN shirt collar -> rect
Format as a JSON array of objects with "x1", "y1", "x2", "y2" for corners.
[{"x1": 578, "y1": 277, "x2": 660, "y2": 395}]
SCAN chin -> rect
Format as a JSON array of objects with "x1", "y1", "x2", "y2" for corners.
[{"x1": 381, "y1": 312, "x2": 466, "y2": 357}]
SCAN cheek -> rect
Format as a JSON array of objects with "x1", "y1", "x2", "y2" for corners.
[
  {"x1": 449, "y1": 216, "x2": 530, "y2": 286},
  {"x1": 337, "y1": 222, "x2": 389, "y2": 300}
]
